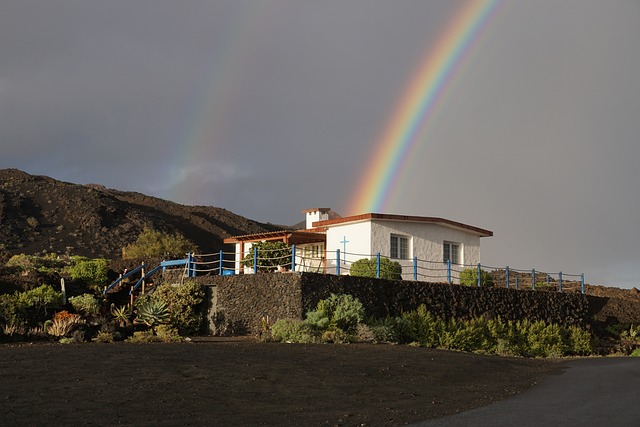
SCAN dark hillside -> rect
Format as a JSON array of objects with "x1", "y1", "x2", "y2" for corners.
[{"x1": 0, "y1": 169, "x2": 285, "y2": 259}]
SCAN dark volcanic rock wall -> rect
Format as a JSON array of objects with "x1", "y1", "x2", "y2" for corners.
[
  {"x1": 299, "y1": 273, "x2": 588, "y2": 328},
  {"x1": 201, "y1": 272, "x2": 590, "y2": 335},
  {"x1": 202, "y1": 273, "x2": 305, "y2": 335}
]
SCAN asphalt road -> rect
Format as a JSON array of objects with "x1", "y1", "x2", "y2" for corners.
[{"x1": 413, "y1": 357, "x2": 640, "y2": 427}]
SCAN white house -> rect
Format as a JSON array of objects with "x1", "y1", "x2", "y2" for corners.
[{"x1": 224, "y1": 209, "x2": 493, "y2": 282}]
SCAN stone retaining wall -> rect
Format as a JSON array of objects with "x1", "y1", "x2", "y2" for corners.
[{"x1": 199, "y1": 272, "x2": 590, "y2": 335}]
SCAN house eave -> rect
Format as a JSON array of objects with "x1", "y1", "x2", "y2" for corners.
[
  {"x1": 313, "y1": 213, "x2": 493, "y2": 237},
  {"x1": 223, "y1": 230, "x2": 326, "y2": 245}
]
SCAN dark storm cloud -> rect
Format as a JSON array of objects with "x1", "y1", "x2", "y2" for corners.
[{"x1": 1, "y1": 1, "x2": 640, "y2": 287}]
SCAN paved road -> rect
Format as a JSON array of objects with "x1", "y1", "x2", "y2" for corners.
[{"x1": 413, "y1": 358, "x2": 640, "y2": 427}]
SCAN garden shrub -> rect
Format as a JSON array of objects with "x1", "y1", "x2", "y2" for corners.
[
  {"x1": 373, "y1": 306, "x2": 595, "y2": 357},
  {"x1": 69, "y1": 293, "x2": 101, "y2": 317},
  {"x1": 5, "y1": 253, "x2": 67, "y2": 275},
  {"x1": 93, "y1": 331, "x2": 114, "y2": 343},
  {"x1": 241, "y1": 241, "x2": 292, "y2": 272},
  {"x1": 271, "y1": 319, "x2": 320, "y2": 344},
  {"x1": 350, "y1": 257, "x2": 402, "y2": 280},
  {"x1": 366, "y1": 317, "x2": 405, "y2": 343},
  {"x1": 67, "y1": 257, "x2": 109, "y2": 287},
  {"x1": 0, "y1": 293, "x2": 28, "y2": 327},
  {"x1": 459, "y1": 268, "x2": 495, "y2": 287},
  {"x1": 150, "y1": 282, "x2": 204, "y2": 335},
  {"x1": 125, "y1": 330, "x2": 164, "y2": 343},
  {"x1": 155, "y1": 324, "x2": 182, "y2": 342},
  {"x1": 355, "y1": 323, "x2": 376, "y2": 343},
  {"x1": 567, "y1": 326, "x2": 595, "y2": 356},
  {"x1": 17, "y1": 285, "x2": 64, "y2": 324},
  {"x1": 399, "y1": 304, "x2": 445, "y2": 347},
  {"x1": 321, "y1": 328, "x2": 353, "y2": 344},
  {"x1": 305, "y1": 293, "x2": 364, "y2": 334}
]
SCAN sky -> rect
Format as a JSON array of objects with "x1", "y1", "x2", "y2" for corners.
[{"x1": 1, "y1": 1, "x2": 640, "y2": 288}]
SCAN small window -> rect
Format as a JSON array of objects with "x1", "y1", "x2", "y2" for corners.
[
  {"x1": 443, "y1": 241, "x2": 460, "y2": 265},
  {"x1": 390, "y1": 235, "x2": 409, "y2": 259}
]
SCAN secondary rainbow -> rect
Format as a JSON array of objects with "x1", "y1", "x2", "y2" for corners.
[{"x1": 348, "y1": 0, "x2": 502, "y2": 215}]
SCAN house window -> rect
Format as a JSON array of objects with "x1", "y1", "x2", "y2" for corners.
[
  {"x1": 390, "y1": 235, "x2": 409, "y2": 259},
  {"x1": 303, "y1": 245, "x2": 323, "y2": 258},
  {"x1": 443, "y1": 242, "x2": 460, "y2": 264}
]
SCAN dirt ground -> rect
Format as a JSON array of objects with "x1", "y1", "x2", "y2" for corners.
[{"x1": 0, "y1": 339, "x2": 561, "y2": 426}]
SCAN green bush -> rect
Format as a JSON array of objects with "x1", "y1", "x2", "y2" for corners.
[
  {"x1": 438, "y1": 320, "x2": 486, "y2": 352},
  {"x1": 0, "y1": 293, "x2": 28, "y2": 327},
  {"x1": 271, "y1": 319, "x2": 320, "y2": 344},
  {"x1": 93, "y1": 331, "x2": 114, "y2": 343},
  {"x1": 350, "y1": 257, "x2": 402, "y2": 280},
  {"x1": 305, "y1": 293, "x2": 364, "y2": 333},
  {"x1": 365, "y1": 317, "x2": 405, "y2": 343},
  {"x1": 399, "y1": 304, "x2": 445, "y2": 347},
  {"x1": 155, "y1": 324, "x2": 183, "y2": 342},
  {"x1": 150, "y1": 282, "x2": 204, "y2": 335},
  {"x1": 125, "y1": 330, "x2": 164, "y2": 343},
  {"x1": 67, "y1": 257, "x2": 109, "y2": 286},
  {"x1": 567, "y1": 326, "x2": 595, "y2": 356},
  {"x1": 241, "y1": 241, "x2": 292, "y2": 272},
  {"x1": 5, "y1": 253, "x2": 67, "y2": 275},
  {"x1": 17, "y1": 285, "x2": 64, "y2": 324},
  {"x1": 375, "y1": 306, "x2": 595, "y2": 357},
  {"x1": 459, "y1": 268, "x2": 495, "y2": 287},
  {"x1": 69, "y1": 293, "x2": 101, "y2": 317},
  {"x1": 123, "y1": 227, "x2": 196, "y2": 259}
]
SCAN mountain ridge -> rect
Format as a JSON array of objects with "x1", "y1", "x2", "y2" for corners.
[{"x1": 0, "y1": 168, "x2": 286, "y2": 259}]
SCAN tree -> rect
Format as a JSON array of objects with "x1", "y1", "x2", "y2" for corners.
[
  {"x1": 350, "y1": 257, "x2": 403, "y2": 280},
  {"x1": 241, "y1": 241, "x2": 292, "y2": 272},
  {"x1": 459, "y1": 268, "x2": 495, "y2": 287},
  {"x1": 123, "y1": 227, "x2": 196, "y2": 259}
]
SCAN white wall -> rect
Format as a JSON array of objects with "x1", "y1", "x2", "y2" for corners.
[
  {"x1": 325, "y1": 218, "x2": 483, "y2": 279},
  {"x1": 325, "y1": 221, "x2": 372, "y2": 274},
  {"x1": 369, "y1": 219, "x2": 482, "y2": 281}
]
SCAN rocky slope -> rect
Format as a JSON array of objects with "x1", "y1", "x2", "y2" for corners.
[{"x1": 0, "y1": 169, "x2": 285, "y2": 259}]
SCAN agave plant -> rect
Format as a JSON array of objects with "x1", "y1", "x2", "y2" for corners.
[
  {"x1": 134, "y1": 299, "x2": 170, "y2": 331},
  {"x1": 110, "y1": 304, "x2": 132, "y2": 328}
]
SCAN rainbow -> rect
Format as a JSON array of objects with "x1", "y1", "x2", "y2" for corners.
[{"x1": 348, "y1": 0, "x2": 503, "y2": 215}]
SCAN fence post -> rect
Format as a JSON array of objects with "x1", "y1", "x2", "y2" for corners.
[
  {"x1": 253, "y1": 247, "x2": 258, "y2": 274},
  {"x1": 219, "y1": 250, "x2": 223, "y2": 275},
  {"x1": 192, "y1": 253, "x2": 197, "y2": 278},
  {"x1": 505, "y1": 266, "x2": 510, "y2": 289},
  {"x1": 291, "y1": 244, "x2": 296, "y2": 272},
  {"x1": 376, "y1": 253, "x2": 381, "y2": 278},
  {"x1": 336, "y1": 249, "x2": 341, "y2": 275},
  {"x1": 477, "y1": 263, "x2": 481, "y2": 287},
  {"x1": 447, "y1": 259, "x2": 451, "y2": 284},
  {"x1": 413, "y1": 257, "x2": 418, "y2": 281},
  {"x1": 532, "y1": 268, "x2": 536, "y2": 290},
  {"x1": 559, "y1": 271, "x2": 563, "y2": 292},
  {"x1": 581, "y1": 273, "x2": 585, "y2": 294},
  {"x1": 187, "y1": 252, "x2": 192, "y2": 278}
]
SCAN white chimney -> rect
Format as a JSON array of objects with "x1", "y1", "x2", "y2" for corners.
[{"x1": 302, "y1": 208, "x2": 330, "y2": 229}]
